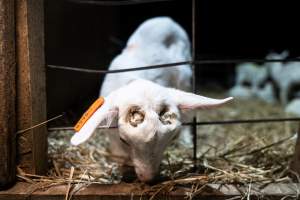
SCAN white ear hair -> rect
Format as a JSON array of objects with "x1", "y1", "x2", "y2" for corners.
[
  {"x1": 70, "y1": 96, "x2": 118, "y2": 146},
  {"x1": 168, "y1": 88, "x2": 233, "y2": 110}
]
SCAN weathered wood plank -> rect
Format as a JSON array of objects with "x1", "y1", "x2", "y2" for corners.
[
  {"x1": 0, "y1": 0, "x2": 16, "y2": 189},
  {"x1": 290, "y1": 123, "x2": 300, "y2": 176},
  {"x1": 16, "y1": 0, "x2": 47, "y2": 175},
  {"x1": 0, "y1": 182, "x2": 299, "y2": 200}
]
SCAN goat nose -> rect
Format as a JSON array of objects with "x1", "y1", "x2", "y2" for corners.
[
  {"x1": 136, "y1": 171, "x2": 155, "y2": 182},
  {"x1": 135, "y1": 167, "x2": 157, "y2": 182}
]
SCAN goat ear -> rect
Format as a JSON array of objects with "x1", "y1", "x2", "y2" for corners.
[
  {"x1": 70, "y1": 97, "x2": 118, "y2": 146},
  {"x1": 168, "y1": 88, "x2": 233, "y2": 110}
]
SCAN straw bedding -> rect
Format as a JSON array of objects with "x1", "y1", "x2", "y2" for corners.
[{"x1": 17, "y1": 91, "x2": 299, "y2": 197}]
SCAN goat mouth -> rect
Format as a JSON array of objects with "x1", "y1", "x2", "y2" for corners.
[
  {"x1": 134, "y1": 164, "x2": 159, "y2": 182},
  {"x1": 135, "y1": 170, "x2": 157, "y2": 182}
]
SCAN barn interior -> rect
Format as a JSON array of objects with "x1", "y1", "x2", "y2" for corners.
[
  {"x1": 46, "y1": 0, "x2": 300, "y2": 124},
  {"x1": 31, "y1": 0, "x2": 300, "y2": 195}
]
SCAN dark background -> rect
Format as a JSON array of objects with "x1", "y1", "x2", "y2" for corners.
[{"x1": 45, "y1": 0, "x2": 300, "y2": 125}]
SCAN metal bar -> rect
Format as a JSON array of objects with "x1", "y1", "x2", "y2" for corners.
[
  {"x1": 184, "y1": 117, "x2": 300, "y2": 125},
  {"x1": 48, "y1": 118, "x2": 300, "y2": 132},
  {"x1": 191, "y1": 0, "x2": 197, "y2": 170},
  {"x1": 194, "y1": 58, "x2": 300, "y2": 64},
  {"x1": 47, "y1": 61, "x2": 191, "y2": 74},
  {"x1": 66, "y1": 0, "x2": 174, "y2": 6},
  {"x1": 47, "y1": 58, "x2": 300, "y2": 74}
]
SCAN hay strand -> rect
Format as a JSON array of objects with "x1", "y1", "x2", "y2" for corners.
[{"x1": 16, "y1": 92, "x2": 300, "y2": 198}]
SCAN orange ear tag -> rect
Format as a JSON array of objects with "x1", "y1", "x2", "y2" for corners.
[{"x1": 74, "y1": 97, "x2": 105, "y2": 132}]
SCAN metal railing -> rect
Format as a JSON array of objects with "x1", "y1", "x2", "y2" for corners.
[{"x1": 45, "y1": 0, "x2": 300, "y2": 167}]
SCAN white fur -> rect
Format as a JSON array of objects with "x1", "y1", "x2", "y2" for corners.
[
  {"x1": 100, "y1": 17, "x2": 192, "y2": 96},
  {"x1": 229, "y1": 62, "x2": 276, "y2": 103},
  {"x1": 71, "y1": 17, "x2": 233, "y2": 182},
  {"x1": 266, "y1": 51, "x2": 300, "y2": 116},
  {"x1": 229, "y1": 50, "x2": 300, "y2": 116},
  {"x1": 286, "y1": 99, "x2": 300, "y2": 116},
  {"x1": 266, "y1": 51, "x2": 300, "y2": 105}
]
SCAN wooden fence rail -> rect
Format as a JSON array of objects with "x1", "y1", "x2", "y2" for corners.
[
  {"x1": 0, "y1": 0, "x2": 16, "y2": 189},
  {"x1": 16, "y1": 0, "x2": 47, "y2": 175}
]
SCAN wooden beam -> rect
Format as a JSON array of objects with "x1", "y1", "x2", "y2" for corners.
[
  {"x1": 0, "y1": 182, "x2": 299, "y2": 200},
  {"x1": 290, "y1": 123, "x2": 300, "y2": 176},
  {"x1": 16, "y1": 0, "x2": 47, "y2": 175},
  {"x1": 0, "y1": 0, "x2": 16, "y2": 189}
]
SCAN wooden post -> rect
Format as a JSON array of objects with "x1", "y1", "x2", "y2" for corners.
[
  {"x1": 290, "y1": 123, "x2": 300, "y2": 176},
  {"x1": 0, "y1": 0, "x2": 16, "y2": 188},
  {"x1": 16, "y1": 0, "x2": 47, "y2": 175}
]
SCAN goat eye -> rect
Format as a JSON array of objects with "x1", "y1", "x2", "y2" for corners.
[
  {"x1": 159, "y1": 106, "x2": 176, "y2": 125},
  {"x1": 126, "y1": 106, "x2": 145, "y2": 127},
  {"x1": 241, "y1": 80, "x2": 251, "y2": 87}
]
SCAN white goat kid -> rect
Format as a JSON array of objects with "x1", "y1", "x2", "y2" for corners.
[
  {"x1": 266, "y1": 51, "x2": 300, "y2": 116},
  {"x1": 229, "y1": 62, "x2": 275, "y2": 103},
  {"x1": 71, "y1": 17, "x2": 233, "y2": 182},
  {"x1": 266, "y1": 51, "x2": 300, "y2": 105}
]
